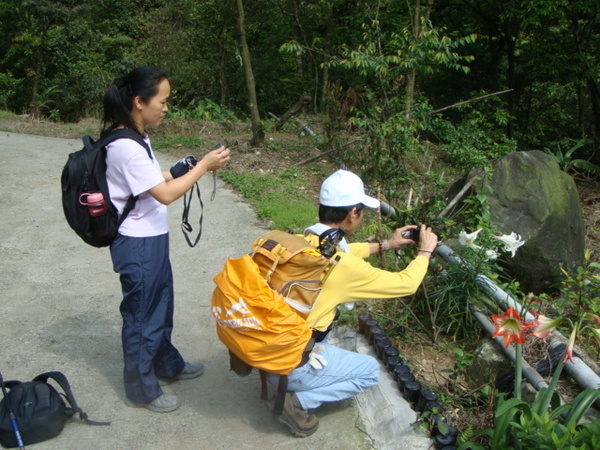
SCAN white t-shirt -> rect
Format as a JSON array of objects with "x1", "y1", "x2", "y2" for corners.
[{"x1": 106, "y1": 136, "x2": 168, "y2": 237}]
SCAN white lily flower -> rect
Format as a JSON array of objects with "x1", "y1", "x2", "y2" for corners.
[
  {"x1": 458, "y1": 229, "x2": 482, "y2": 250},
  {"x1": 485, "y1": 249, "x2": 499, "y2": 261},
  {"x1": 495, "y1": 232, "x2": 525, "y2": 257}
]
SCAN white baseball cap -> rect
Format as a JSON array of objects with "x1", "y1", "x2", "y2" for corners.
[{"x1": 319, "y1": 170, "x2": 380, "y2": 209}]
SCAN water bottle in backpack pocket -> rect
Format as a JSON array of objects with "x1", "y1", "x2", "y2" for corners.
[{"x1": 78, "y1": 192, "x2": 116, "y2": 239}]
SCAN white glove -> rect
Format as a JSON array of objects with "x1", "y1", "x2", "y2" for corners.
[
  {"x1": 307, "y1": 345, "x2": 328, "y2": 370},
  {"x1": 343, "y1": 302, "x2": 355, "y2": 311}
]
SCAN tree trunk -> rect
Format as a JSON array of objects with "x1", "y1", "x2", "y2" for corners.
[
  {"x1": 405, "y1": 0, "x2": 434, "y2": 121},
  {"x1": 320, "y1": 20, "x2": 333, "y2": 110},
  {"x1": 219, "y1": 25, "x2": 228, "y2": 106},
  {"x1": 236, "y1": 0, "x2": 264, "y2": 146},
  {"x1": 504, "y1": 20, "x2": 518, "y2": 139},
  {"x1": 586, "y1": 77, "x2": 600, "y2": 156},
  {"x1": 30, "y1": 58, "x2": 42, "y2": 118}
]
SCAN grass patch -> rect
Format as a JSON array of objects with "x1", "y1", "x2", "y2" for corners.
[
  {"x1": 220, "y1": 169, "x2": 317, "y2": 232},
  {"x1": 0, "y1": 110, "x2": 17, "y2": 120}
]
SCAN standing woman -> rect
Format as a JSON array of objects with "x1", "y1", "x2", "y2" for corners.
[{"x1": 101, "y1": 66, "x2": 230, "y2": 413}]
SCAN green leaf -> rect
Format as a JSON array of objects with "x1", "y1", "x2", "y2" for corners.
[{"x1": 563, "y1": 388, "x2": 600, "y2": 429}]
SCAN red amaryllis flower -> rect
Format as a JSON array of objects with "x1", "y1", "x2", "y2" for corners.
[{"x1": 491, "y1": 307, "x2": 533, "y2": 347}]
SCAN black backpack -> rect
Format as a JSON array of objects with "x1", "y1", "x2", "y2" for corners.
[
  {"x1": 0, "y1": 371, "x2": 109, "y2": 448},
  {"x1": 61, "y1": 128, "x2": 152, "y2": 248}
]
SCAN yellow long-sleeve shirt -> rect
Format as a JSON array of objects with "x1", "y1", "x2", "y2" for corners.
[{"x1": 303, "y1": 235, "x2": 430, "y2": 331}]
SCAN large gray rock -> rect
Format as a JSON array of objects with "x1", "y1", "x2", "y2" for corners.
[
  {"x1": 447, "y1": 151, "x2": 585, "y2": 292},
  {"x1": 487, "y1": 151, "x2": 585, "y2": 292}
]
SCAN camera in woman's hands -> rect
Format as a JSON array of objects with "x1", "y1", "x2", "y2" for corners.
[{"x1": 170, "y1": 155, "x2": 198, "y2": 178}]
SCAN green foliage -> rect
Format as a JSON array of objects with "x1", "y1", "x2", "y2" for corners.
[
  {"x1": 429, "y1": 95, "x2": 517, "y2": 171},
  {"x1": 460, "y1": 171, "x2": 495, "y2": 230},
  {"x1": 544, "y1": 139, "x2": 600, "y2": 177},
  {"x1": 0, "y1": 0, "x2": 597, "y2": 172},
  {"x1": 167, "y1": 98, "x2": 239, "y2": 122},
  {"x1": 484, "y1": 388, "x2": 600, "y2": 449},
  {"x1": 0, "y1": 110, "x2": 17, "y2": 120},
  {"x1": 331, "y1": 18, "x2": 476, "y2": 83},
  {"x1": 553, "y1": 252, "x2": 600, "y2": 319},
  {"x1": 537, "y1": 250, "x2": 600, "y2": 360},
  {"x1": 0, "y1": 72, "x2": 21, "y2": 109},
  {"x1": 327, "y1": 12, "x2": 479, "y2": 192},
  {"x1": 441, "y1": 348, "x2": 474, "y2": 381},
  {"x1": 379, "y1": 174, "x2": 522, "y2": 342},
  {"x1": 428, "y1": 248, "x2": 494, "y2": 341}
]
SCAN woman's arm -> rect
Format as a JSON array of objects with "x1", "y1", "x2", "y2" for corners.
[{"x1": 148, "y1": 146, "x2": 230, "y2": 205}]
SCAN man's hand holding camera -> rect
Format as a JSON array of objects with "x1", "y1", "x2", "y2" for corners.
[
  {"x1": 384, "y1": 224, "x2": 438, "y2": 259},
  {"x1": 414, "y1": 224, "x2": 438, "y2": 259}
]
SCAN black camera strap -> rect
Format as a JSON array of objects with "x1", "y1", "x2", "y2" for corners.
[{"x1": 181, "y1": 173, "x2": 218, "y2": 248}]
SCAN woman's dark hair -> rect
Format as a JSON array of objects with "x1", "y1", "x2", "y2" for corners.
[
  {"x1": 101, "y1": 66, "x2": 168, "y2": 136},
  {"x1": 319, "y1": 203, "x2": 364, "y2": 224}
]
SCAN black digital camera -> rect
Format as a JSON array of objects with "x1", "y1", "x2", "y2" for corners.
[{"x1": 402, "y1": 228, "x2": 420, "y2": 242}]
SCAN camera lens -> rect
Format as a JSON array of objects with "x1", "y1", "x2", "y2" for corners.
[{"x1": 411, "y1": 228, "x2": 420, "y2": 242}]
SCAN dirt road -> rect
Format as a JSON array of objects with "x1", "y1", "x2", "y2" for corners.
[{"x1": 0, "y1": 132, "x2": 429, "y2": 449}]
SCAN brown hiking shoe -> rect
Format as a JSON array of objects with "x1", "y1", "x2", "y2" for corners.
[{"x1": 278, "y1": 392, "x2": 319, "y2": 437}]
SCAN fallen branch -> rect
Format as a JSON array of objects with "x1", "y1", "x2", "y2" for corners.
[
  {"x1": 428, "y1": 89, "x2": 513, "y2": 115},
  {"x1": 289, "y1": 138, "x2": 361, "y2": 168},
  {"x1": 437, "y1": 180, "x2": 474, "y2": 218},
  {"x1": 272, "y1": 94, "x2": 311, "y2": 131}
]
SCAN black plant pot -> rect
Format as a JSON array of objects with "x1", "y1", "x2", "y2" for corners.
[
  {"x1": 423, "y1": 400, "x2": 444, "y2": 414},
  {"x1": 392, "y1": 364, "x2": 411, "y2": 381},
  {"x1": 382, "y1": 346, "x2": 400, "y2": 365},
  {"x1": 358, "y1": 312, "x2": 372, "y2": 334},
  {"x1": 434, "y1": 432, "x2": 456, "y2": 449},
  {"x1": 446, "y1": 426, "x2": 459, "y2": 440},
  {"x1": 385, "y1": 356, "x2": 403, "y2": 372},
  {"x1": 403, "y1": 380, "x2": 422, "y2": 404},
  {"x1": 363, "y1": 319, "x2": 379, "y2": 337},
  {"x1": 374, "y1": 337, "x2": 391, "y2": 359},
  {"x1": 368, "y1": 326, "x2": 385, "y2": 345},
  {"x1": 397, "y1": 372, "x2": 415, "y2": 391},
  {"x1": 417, "y1": 389, "x2": 439, "y2": 412}
]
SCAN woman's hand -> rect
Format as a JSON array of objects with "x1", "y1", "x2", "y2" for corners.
[
  {"x1": 197, "y1": 145, "x2": 230, "y2": 172},
  {"x1": 149, "y1": 145, "x2": 231, "y2": 205}
]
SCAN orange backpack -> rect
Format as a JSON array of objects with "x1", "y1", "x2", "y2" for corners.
[
  {"x1": 211, "y1": 230, "x2": 336, "y2": 375},
  {"x1": 211, "y1": 229, "x2": 345, "y2": 413},
  {"x1": 211, "y1": 253, "x2": 313, "y2": 376}
]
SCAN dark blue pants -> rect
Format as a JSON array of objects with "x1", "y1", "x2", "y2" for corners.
[{"x1": 110, "y1": 233, "x2": 185, "y2": 403}]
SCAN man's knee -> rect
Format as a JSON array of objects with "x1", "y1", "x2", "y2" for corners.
[{"x1": 354, "y1": 354, "x2": 380, "y2": 390}]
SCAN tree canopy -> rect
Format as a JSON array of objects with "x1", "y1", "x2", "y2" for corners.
[{"x1": 1, "y1": 0, "x2": 598, "y2": 166}]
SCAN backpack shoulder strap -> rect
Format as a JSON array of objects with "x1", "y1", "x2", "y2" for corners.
[
  {"x1": 33, "y1": 372, "x2": 110, "y2": 426},
  {"x1": 96, "y1": 128, "x2": 152, "y2": 160},
  {"x1": 95, "y1": 129, "x2": 153, "y2": 226},
  {"x1": 1, "y1": 380, "x2": 22, "y2": 390}
]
